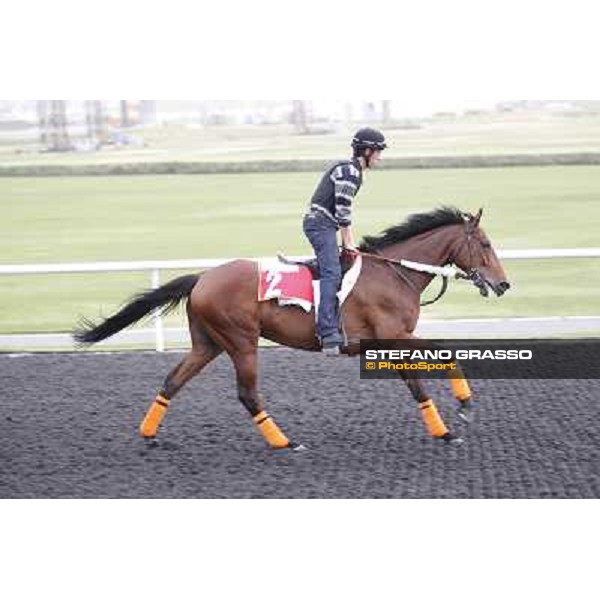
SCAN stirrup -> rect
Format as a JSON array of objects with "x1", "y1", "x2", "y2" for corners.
[{"x1": 322, "y1": 345, "x2": 341, "y2": 356}]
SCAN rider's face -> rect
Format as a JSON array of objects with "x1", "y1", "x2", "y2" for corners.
[{"x1": 366, "y1": 149, "x2": 382, "y2": 168}]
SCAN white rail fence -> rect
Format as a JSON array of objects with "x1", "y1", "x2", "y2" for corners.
[{"x1": 1, "y1": 248, "x2": 599, "y2": 351}]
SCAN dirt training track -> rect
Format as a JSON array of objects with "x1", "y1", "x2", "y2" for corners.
[{"x1": 1, "y1": 349, "x2": 599, "y2": 498}]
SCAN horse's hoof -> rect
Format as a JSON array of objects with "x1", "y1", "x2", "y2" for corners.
[
  {"x1": 458, "y1": 409, "x2": 474, "y2": 424},
  {"x1": 458, "y1": 401, "x2": 474, "y2": 424},
  {"x1": 289, "y1": 442, "x2": 309, "y2": 452},
  {"x1": 441, "y1": 433, "x2": 464, "y2": 446}
]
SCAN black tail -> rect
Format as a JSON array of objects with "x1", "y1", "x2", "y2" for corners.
[{"x1": 73, "y1": 273, "x2": 200, "y2": 346}]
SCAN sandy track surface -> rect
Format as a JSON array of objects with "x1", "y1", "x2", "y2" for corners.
[{"x1": 1, "y1": 349, "x2": 599, "y2": 498}]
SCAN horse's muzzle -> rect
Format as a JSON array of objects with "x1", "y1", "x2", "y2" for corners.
[
  {"x1": 465, "y1": 270, "x2": 510, "y2": 298},
  {"x1": 493, "y1": 281, "x2": 511, "y2": 297}
]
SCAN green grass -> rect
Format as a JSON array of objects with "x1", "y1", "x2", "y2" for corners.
[
  {"x1": 1, "y1": 165, "x2": 599, "y2": 335},
  {"x1": 2, "y1": 113, "x2": 600, "y2": 165}
]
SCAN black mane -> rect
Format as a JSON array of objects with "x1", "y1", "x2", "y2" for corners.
[{"x1": 359, "y1": 206, "x2": 465, "y2": 252}]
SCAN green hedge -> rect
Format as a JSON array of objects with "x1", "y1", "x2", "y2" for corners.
[{"x1": 1, "y1": 153, "x2": 600, "y2": 177}]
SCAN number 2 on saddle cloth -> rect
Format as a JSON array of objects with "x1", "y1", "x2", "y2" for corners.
[{"x1": 257, "y1": 253, "x2": 363, "y2": 318}]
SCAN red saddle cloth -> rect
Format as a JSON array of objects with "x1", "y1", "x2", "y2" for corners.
[{"x1": 258, "y1": 261, "x2": 314, "y2": 309}]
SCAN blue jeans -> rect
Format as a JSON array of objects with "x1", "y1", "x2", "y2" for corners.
[{"x1": 303, "y1": 214, "x2": 343, "y2": 345}]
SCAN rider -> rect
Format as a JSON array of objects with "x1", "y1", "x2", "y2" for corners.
[{"x1": 303, "y1": 127, "x2": 387, "y2": 354}]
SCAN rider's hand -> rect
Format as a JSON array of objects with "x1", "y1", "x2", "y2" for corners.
[{"x1": 343, "y1": 244, "x2": 359, "y2": 254}]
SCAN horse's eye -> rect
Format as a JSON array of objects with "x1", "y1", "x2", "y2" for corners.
[{"x1": 481, "y1": 241, "x2": 491, "y2": 250}]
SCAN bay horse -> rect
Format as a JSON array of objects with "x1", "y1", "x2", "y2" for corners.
[{"x1": 74, "y1": 206, "x2": 510, "y2": 449}]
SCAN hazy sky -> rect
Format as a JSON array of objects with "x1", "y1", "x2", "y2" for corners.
[{"x1": 3, "y1": 0, "x2": 598, "y2": 112}]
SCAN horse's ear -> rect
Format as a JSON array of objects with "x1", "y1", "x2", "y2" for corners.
[{"x1": 474, "y1": 207, "x2": 483, "y2": 227}]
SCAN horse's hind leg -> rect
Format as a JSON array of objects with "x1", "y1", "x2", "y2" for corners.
[
  {"x1": 189, "y1": 259, "x2": 298, "y2": 450},
  {"x1": 207, "y1": 327, "x2": 297, "y2": 450},
  {"x1": 140, "y1": 319, "x2": 222, "y2": 438},
  {"x1": 231, "y1": 347, "x2": 298, "y2": 450}
]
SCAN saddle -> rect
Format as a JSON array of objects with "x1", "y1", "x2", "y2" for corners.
[
  {"x1": 277, "y1": 250, "x2": 357, "y2": 280},
  {"x1": 258, "y1": 252, "x2": 363, "y2": 314}
]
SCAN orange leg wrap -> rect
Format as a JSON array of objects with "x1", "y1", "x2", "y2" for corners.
[
  {"x1": 253, "y1": 411, "x2": 290, "y2": 449},
  {"x1": 140, "y1": 395, "x2": 170, "y2": 438},
  {"x1": 450, "y1": 376, "x2": 472, "y2": 402},
  {"x1": 420, "y1": 400, "x2": 449, "y2": 438}
]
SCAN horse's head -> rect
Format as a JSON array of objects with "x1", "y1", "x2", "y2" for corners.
[{"x1": 452, "y1": 209, "x2": 511, "y2": 298}]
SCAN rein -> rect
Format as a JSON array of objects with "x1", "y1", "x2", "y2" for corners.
[
  {"x1": 351, "y1": 221, "x2": 479, "y2": 306},
  {"x1": 353, "y1": 249, "x2": 458, "y2": 306}
]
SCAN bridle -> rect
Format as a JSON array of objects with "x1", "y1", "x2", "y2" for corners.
[
  {"x1": 451, "y1": 216, "x2": 491, "y2": 297},
  {"x1": 352, "y1": 216, "x2": 489, "y2": 305}
]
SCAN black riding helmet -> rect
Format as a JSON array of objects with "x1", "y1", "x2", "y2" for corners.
[{"x1": 351, "y1": 128, "x2": 388, "y2": 155}]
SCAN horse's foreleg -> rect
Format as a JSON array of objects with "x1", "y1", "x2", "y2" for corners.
[
  {"x1": 447, "y1": 364, "x2": 474, "y2": 422},
  {"x1": 401, "y1": 375, "x2": 463, "y2": 445},
  {"x1": 233, "y1": 350, "x2": 297, "y2": 450}
]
